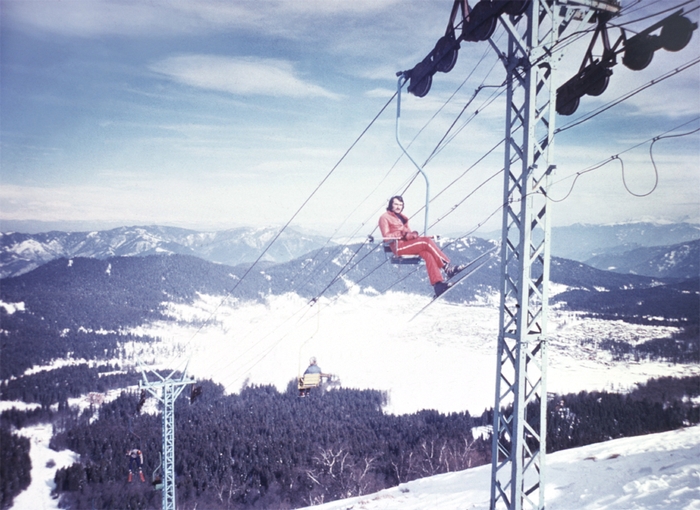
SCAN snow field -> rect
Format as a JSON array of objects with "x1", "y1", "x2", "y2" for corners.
[
  {"x1": 5, "y1": 289, "x2": 699, "y2": 509},
  {"x1": 301, "y1": 425, "x2": 700, "y2": 510},
  {"x1": 128, "y1": 291, "x2": 698, "y2": 416},
  {"x1": 11, "y1": 425, "x2": 79, "y2": 510}
]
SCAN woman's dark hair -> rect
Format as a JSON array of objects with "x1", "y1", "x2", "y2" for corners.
[{"x1": 387, "y1": 195, "x2": 404, "y2": 211}]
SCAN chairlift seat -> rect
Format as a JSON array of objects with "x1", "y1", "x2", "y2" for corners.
[
  {"x1": 298, "y1": 373, "x2": 322, "y2": 391},
  {"x1": 383, "y1": 240, "x2": 421, "y2": 265}
]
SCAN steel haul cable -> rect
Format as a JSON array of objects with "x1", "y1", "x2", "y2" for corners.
[{"x1": 166, "y1": 0, "x2": 700, "y2": 389}]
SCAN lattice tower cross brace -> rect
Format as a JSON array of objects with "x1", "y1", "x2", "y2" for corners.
[
  {"x1": 140, "y1": 368, "x2": 195, "y2": 510},
  {"x1": 488, "y1": 1, "x2": 600, "y2": 509}
]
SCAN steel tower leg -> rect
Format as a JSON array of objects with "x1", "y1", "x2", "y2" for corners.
[
  {"x1": 489, "y1": 1, "x2": 606, "y2": 508},
  {"x1": 488, "y1": 1, "x2": 574, "y2": 508}
]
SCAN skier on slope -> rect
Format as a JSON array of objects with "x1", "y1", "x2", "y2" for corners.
[{"x1": 378, "y1": 195, "x2": 465, "y2": 297}]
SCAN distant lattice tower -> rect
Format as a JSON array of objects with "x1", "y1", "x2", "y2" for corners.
[{"x1": 140, "y1": 367, "x2": 195, "y2": 510}]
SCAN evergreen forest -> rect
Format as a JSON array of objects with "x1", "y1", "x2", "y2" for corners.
[
  {"x1": 0, "y1": 253, "x2": 697, "y2": 508},
  {"x1": 1, "y1": 375, "x2": 698, "y2": 509}
]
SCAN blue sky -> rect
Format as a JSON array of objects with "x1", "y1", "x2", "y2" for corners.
[{"x1": 1, "y1": 0, "x2": 699, "y2": 236}]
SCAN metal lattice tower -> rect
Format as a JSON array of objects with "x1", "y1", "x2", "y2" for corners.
[
  {"x1": 140, "y1": 368, "x2": 194, "y2": 510},
  {"x1": 489, "y1": 1, "x2": 611, "y2": 509}
]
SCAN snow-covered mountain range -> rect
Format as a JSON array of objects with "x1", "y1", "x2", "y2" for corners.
[
  {"x1": 550, "y1": 221, "x2": 700, "y2": 261},
  {"x1": 584, "y1": 238, "x2": 699, "y2": 279},
  {"x1": 3, "y1": 221, "x2": 698, "y2": 280},
  {"x1": 2, "y1": 240, "x2": 696, "y2": 404},
  {"x1": 0, "y1": 225, "x2": 330, "y2": 278}
]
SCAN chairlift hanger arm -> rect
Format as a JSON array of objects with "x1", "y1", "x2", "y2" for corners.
[
  {"x1": 395, "y1": 76, "x2": 431, "y2": 237},
  {"x1": 580, "y1": 11, "x2": 620, "y2": 69}
]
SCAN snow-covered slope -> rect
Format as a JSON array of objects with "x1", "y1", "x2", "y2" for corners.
[
  {"x1": 10, "y1": 424, "x2": 78, "y2": 510},
  {"x1": 300, "y1": 425, "x2": 700, "y2": 510},
  {"x1": 4, "y1": 285, "x2": 698, "y2": 509},
  {"x1": 129, "y1": 291, "x2": 698, "y2": 416}
]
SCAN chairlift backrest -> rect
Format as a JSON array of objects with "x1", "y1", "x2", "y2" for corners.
[
  {"x1": 152, "y1": 453, "x2": 163, "y2": 491},
  {"x1": 298, "y1": 372, "x2": 322, "y2": 390}
]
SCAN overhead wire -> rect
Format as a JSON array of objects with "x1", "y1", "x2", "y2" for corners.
[
  {"x1": 546, "y1": 118, "x2": 700, "y2": 202},
  {"x1": 642, "y1": 126, "x2": 700, "y2": 196},
  {"x1": 612, "y1": 0, "x2": 698, "y2": 32},
  {"x1": 463, "y1": 123, "x2": 700, "y2": 242},
  {"x1": 200, "y1": 0, "x2": 700, "y2": 390},
  {"x1": 286, "y1": 43, "x2": 501, "y2": 296},
  {"x1": 422, "y1": 76, "x2": 505, "y2": 165}
]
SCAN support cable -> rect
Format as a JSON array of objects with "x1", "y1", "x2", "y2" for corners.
[
  {"x1": 164, "y1": 93, "x2": 397, "y2": 358},
  {"x1": 612, "y1": 0, "x2": 698, "y2": 30},
  {"x1": 183, "y1": 4, "x2": 700, "y2": 386},
  {"x1": 547, "y1": 119, "x2": 700, "y2": 202}
]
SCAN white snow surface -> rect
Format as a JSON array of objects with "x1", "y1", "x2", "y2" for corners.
[
  {"x1": 127, "y1": 291, "x2": 696, "y2": 416},
  {"x1": 11, "y1": 425, "x2": 79, "y2": 510},
  {"x1": 7, "y1": 290, "x2": 700, "y2": 509},
  {"x1": 300, "y1": 425, "x2": 700, "y2": 510},
  {"x1": 0, "y1": 300, "x2": 25, "y2": 314}
]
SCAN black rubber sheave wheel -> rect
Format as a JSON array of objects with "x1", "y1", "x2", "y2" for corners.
[
  {"x1": 504, "y1": 0, "x2": 530, "y2": 16},
  {"x1": 434, "y1": 35, "x2": 459, "y2": 73}
]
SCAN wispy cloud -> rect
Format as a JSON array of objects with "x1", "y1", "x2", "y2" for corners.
[
  {"x1": 3, "y1": 0, "x2": 402, "y2": 38},
  {"x1": 3, "y1": 0, "x2": 198, "y2": 37},
  {"x1": 150, "y1": 54, "x2": 340, "y2": 99}
]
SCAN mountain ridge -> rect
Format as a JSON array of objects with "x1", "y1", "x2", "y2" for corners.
[
  {"x1": 0, "y1": 225, "x2": 331, "y2": 278},
  {"x1": 584, "y1": 238, "x2": 699, "y2": 279},
  {"x1": 552, "y1": 221, "x2": 700, "y2": 260},
  {"x1": 3, "y1": 221, "x2": 700, "y2": 280},
  {"x1": 2, "y1": 242, "x2": 697, "y2": 380}
]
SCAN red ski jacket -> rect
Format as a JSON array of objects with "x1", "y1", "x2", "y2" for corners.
[{"x1": 378, "y1": 211, "x2": 411, "y2": 240}]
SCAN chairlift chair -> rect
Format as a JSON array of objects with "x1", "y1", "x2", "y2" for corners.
[
  {"x1": 298, "y1": 372, "x2": 322, "y2": 393},
  {"x1": 152, "y1": 453, "x2": 163, "y2": 491},
  {"x1": 383, "y1": 239, "x2": 422, "y2": 265},
  {"x1": 298, "y1": 372, "x2": 338, "y2": 397},
  {"x1": 379, "y1": 75, "x2": 434, "y2": 266}
]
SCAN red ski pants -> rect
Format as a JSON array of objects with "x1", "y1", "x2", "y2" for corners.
[{"x1": 394, "y1": 237, "x2": 449, "y2": 285}]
